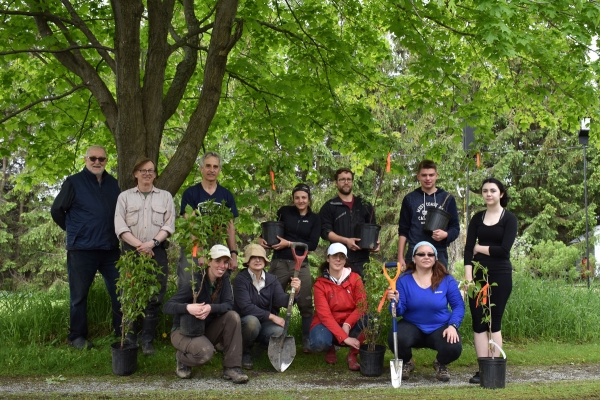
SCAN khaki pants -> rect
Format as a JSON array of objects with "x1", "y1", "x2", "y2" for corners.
[
  {"x1": 171, "y1": 311, "x2": 243, "y2": 368},
  {"x1": 269, "y1": 258, "x2": 313, "y2": 318}
]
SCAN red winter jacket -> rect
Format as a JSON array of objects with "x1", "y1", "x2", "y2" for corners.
[{"x1": 310, "y1": 270, "x2": 367, "y2": 344}]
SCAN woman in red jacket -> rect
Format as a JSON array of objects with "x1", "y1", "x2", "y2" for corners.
[{"x1": 310, "y1": 243, "x2": 367, "y2": 370}]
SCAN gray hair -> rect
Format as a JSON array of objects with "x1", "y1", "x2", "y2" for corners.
[
  {"x1": 86, "y1": 145, "x2": 107, "y2": 157},
  {"x1": 200, "y1": 151, "x2": 222, "y2": 168}
]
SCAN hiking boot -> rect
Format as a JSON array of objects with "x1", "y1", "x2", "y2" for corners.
[
  {"x1": 469, "y1": 371, "x2": 480, "y2": 384},
  {"x1": 325, "y1": 345, "x2": 337, "y2": 364},
  {"x1": 346, "y1": 348, "x2": 360, "y2": 371},
  {"x1": 302, "y1": 337, "x2": 312, "y2": 353},
  {"x1": 176, "y1": 353, "x2": 192, "y2": 379},
  {"x1": 402, "y1": 358, "x2": 415, "y2": 380},
  {"x1": 222, "y1": 367, "x2": 249, "y2": 384},
  {"x1": 433, "y1": 358, "x2": 450, "y2": 382},
  {"x1": 242, "y1": 353, "x2": 253, "y2": 370},
  {"x1": 142, "y1": 342, "x2": 155, "y2": 356},
  {"x1": 70, "y1": 337, "x2": 93, "y2": 350}
]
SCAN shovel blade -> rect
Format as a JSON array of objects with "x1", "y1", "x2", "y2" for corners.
[
  {"x1": 268, "y1": 335, "x2": 296, "y2": 372},
  {"x1": 391, "y1": 359, "x2": 403, "y2": 388}
]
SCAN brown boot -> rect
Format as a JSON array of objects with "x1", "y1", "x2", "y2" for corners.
[
  {"x1": 346, "y1": 347, "x2": 360, "y2": 371},
  {"x1": 325, "y1": 345, "x2": 337, "y2": 364}
]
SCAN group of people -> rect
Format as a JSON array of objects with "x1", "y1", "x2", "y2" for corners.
[{"x1": 51, "y1": 146, "x2": 518, "y2": 385}]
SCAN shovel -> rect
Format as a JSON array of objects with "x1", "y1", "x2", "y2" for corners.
[
  {"x1": 381, "y1": 262, "x2": 402, "y2": 388},
  {"x1": 268, "y1": 242, "x2": 308, "y2": 372}
]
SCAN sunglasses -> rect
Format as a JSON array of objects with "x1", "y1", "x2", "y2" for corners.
[
  {"x1": 414, "y1": 253, "x2": 436, "y2": 258},
  {"x1": 87, "y1": 156, "x2": 107, "y2": 163}
]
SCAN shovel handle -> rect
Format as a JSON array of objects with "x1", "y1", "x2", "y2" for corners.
[{"x1": 291, "y1": 242, "x2": 308, "y2": 270}]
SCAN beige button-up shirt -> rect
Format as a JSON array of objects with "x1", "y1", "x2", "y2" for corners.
[{"x1": 115, "y1": 186, "x2": 176, "y2": 242}]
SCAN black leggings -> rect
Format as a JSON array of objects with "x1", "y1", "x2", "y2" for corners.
[{"x1": 469, "y1": 272, "x2": 512, "y2": 333}]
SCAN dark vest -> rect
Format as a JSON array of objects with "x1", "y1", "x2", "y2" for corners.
[{"x1": 65, "y1": 168, "x2": 120, "y2": 250}]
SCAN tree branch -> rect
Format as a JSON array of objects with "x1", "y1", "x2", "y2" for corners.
[
  {"x1": 0, "y1": 45, "x2": 113, "y2": 56},
  {"x1": 1, "y1": 84, "x2": 85, "y2": 124},
  {"x1": 227, "y1": 70, "x2": 284, "y2": 99},
  {"x1": 60, "y1": 0, "x2": 116, "y2": 72}
]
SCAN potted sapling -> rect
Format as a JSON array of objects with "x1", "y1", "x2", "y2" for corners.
[
  {"x1": 464, "y1": 262, "x2": 507, "y2": 389},
  {"x1": 111, "y1": 250, "x2": 163, "y2": 376},
  {"x1": 175, "y1": 199, "x2": 233, "y2": 336}
]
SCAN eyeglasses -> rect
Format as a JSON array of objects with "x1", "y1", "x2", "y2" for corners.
[
  {"x1": 87, "y1": 156, "x2": 107, "y2": 163},
  {"x1": 139, "y1": 169, "x2": 155, "y2": 174},
  {"x1": 337, "y1": 178, "x2": 353, "y2": 183},
  {"x1": 414, "y1": 253, "x2": 436, "y2": 258}
]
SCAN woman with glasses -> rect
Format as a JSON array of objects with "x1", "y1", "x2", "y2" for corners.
[
  {"x1": 464, "y1": 178, "x2": 517, "y2": 384},
  {"x1": 386, "y1": 241, "x2": 464, "y2": 382},
  {"x1": 309, "y1": 243, "x2": 366, "y2": 371},
  {"x1": 114, "y1": 157, "x2": 176, "y2": 355},
  {"x1": 258, "y1": 183, "x2": 321, "y2": 352}
]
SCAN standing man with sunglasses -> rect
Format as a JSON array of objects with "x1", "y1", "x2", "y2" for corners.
[
  {"x1": 51, "y1": 145, "x2": 122, "y2": 350},
  {"x1": 320, "y1": 168, "x2": 379, "y2": 279}
]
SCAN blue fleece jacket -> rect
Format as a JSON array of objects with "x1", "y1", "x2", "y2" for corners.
[
  {"x1": 393, "y1": 273, "x2": 464, "y2": 334},
  {"x1": 397, "y1": 187, "x2": 460, "y2": 251}
]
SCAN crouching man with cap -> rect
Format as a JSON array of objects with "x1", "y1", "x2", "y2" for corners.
[
  {"x1": 163, "y1": 245, "x2": 248, "y2": 383},
  {"x1": 233, "y1": 244, "x2": 301, "y2": 370}
]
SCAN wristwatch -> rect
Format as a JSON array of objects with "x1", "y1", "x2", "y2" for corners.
[
  {"x1": 153, "y1": 239, "x2": 160, "y2": 248},
  {"x1": 230, "y1": 249, "x2": 238, "y2": 256},
  {"x1": 450, "y1": 323, "x2": 458, "y2": 330}
]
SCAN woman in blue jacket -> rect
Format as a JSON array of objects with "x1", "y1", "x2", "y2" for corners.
[
  {"x1": 234, "y1": 244, "x2": 300, "y2": 370},
  {"x1": 387, "y1": 241, "x2": 464, "y2": 382}
]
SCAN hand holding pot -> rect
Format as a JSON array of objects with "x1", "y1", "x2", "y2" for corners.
[
  {"x1": 258, "y1": 237, "x2": 271, "y2": 249},
  {"x1": 343, "y1": 336, "x2": 360, "y2": 350},
  {"x1": 431, "y1": 229, "x2": 448, "y2": 242},
  {"x1": 270, "y1": 236, "x2": 290, "y2": 251},
  {"x1": 345, "y1": 237, "x2": 361, "y2": 252}
]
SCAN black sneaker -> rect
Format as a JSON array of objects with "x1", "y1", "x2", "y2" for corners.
[
  {"x1": 176, "y1": 353, "x2": 192, "y2": 379},
  {"x1": 142, "y1": 342, "x2": 155, "y2": 356},
  {"x1": 433, "y1": 358, "x2": 450, "y2": 382},
  {"x1": 69, "y1": 337, "x2": 93, "y2": 350},
  {"x1": 402, "y1": 358, "x2": 415, "y2": 380},
  {"x1": 469, "y1": 371, "x2": 480, "y2": 384},
  {"x1": 222, "y1": 367, "x2": 249, "y2": 384},
  {"x1": 242, "y1": 353, "x2": 253, "y2": 370}
]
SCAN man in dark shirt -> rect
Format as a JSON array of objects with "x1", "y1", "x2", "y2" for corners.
[
  {"x1": 50, "y1": 145, "x2": 122, "y2": 350},
  {"x1": 319, "y1": 168, "x2": 379, "y2": 278},
  {"x1": 176, "y1": 152, "x2": 239, "y2": 288}
]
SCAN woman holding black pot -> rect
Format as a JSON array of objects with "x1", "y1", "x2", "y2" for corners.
[
  {"x1": 464, "y1": 178, "x2": 518, "y2": 384},
  {"x1": 258, "y1": 183, "x2": 321, "y2": 353},
  {"x1": 163, "y1": 245, "x2": 248, "y2": 384}
]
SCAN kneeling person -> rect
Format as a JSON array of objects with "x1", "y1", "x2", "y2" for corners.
[
  {"x1": 233, "y1": 244, "x2": 301, "y2": 370},
  {"x1": 163, "y1": 245, "x2": 248, "y2": 383},
  {"x1": 387, "y1": 241, "x2": 464, "y2": 382}
]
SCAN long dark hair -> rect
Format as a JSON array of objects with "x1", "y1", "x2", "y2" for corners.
[
  {"x1": 480, "y1": 177, "x2": 510, "y2": 207},
  {"x1": 405, "y1": 259, "x2": 449, "y2": 291}
]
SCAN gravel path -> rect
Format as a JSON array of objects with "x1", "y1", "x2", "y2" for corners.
[{"x1": 1, "y1": 363, "x2": 599, "y2": 396}]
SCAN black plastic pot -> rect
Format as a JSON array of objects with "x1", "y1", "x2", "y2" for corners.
[
  {"x1": 180, "y1": 313, "x2": 206, "y2": 337},
  {"x1": 261, "y1": 221, "x2": 285, "y2": 246},
  {"x1": 355, "y1": 223, "x2": 381, "y2": 250},
  {"x1": 423, "y1": 207, "x2": 451, "y2": 234},
  {"x1": 478, "y1": 357, "x2": 507, "y2": 389},
  {"x1": 111, "y1": 342, "x2": 139, "y2": 376},
  {"x1": 359, "y1": 344, "x2": 386, "y2": 377}
]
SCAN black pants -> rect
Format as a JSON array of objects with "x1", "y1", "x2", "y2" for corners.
[
  {"x1": 469, "y1": 271, "x2": 512, "y2": 333},
  {"x1": 121, "y1": 243, "x2": 169, "y2": 343},
  {"x1": 387, "y1": 319, "x2": 462, "y2": 365}
]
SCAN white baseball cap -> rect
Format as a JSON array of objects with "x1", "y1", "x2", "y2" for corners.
[
  {"x1": 209, "y1": 244, "x2": 231, "y2": 260},
  {"x1": 327, "y1": 243, "x2": 348, "y2": 257}
]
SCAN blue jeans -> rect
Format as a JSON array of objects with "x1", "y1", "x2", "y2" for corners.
[
  {"x1": 240, "y1": 315, "x2": 283, "y2": 353},
  {"x1": 67, "y1": 249, "x2": 122, "y2": 341},
  {"x1": 387, "y1": 319, "x2": 462, "y2": 365},
  {"x1": 309, "y1": 316, "x2": 367, "y2": 352}
]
